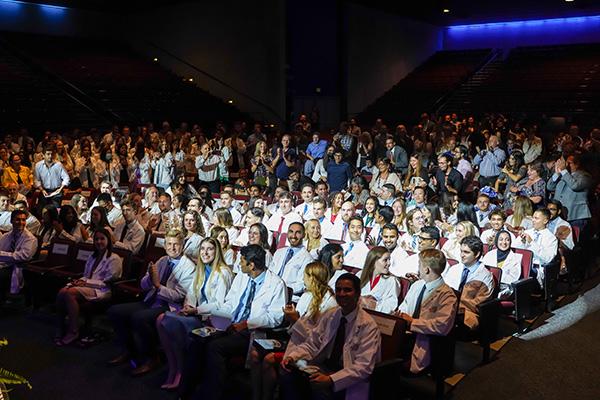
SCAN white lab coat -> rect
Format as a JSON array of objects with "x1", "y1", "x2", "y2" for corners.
[
  {"x1": 207, "y1": 269, "x2": 287, "y2": 329},
  {"x1": 285, "y1": 306, "x2": 381, "y2": 400},
  {"x1": 187, "y1": 265, "x2": 234, "y2": 313},
  {"x1": 481, "y1": 249, "x2": 522, "y2": 285},
  {"x1": 75, "y1": 252, "x2": 123, "y2": 301},
  {"x1": 341, "y1": 240, "x2": 369, "y2": 269},
  {"x1": 269, "y1": 246, "x2": 314, "y2": 300},
  {"x1": 140, "y1": 255, "x2": 196, "y2": 312},
  {"x1": 113, "y1": 219, "x2": 146, "y2": 255},
  {"x1": 0, "y1": 228, "x2": 38, "y2": 293},
  {"x1": 357, "y1": 270, "x2": 400, "y2": 313}
]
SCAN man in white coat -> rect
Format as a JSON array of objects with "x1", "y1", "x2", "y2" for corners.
[
  {"x1": 107, "y1": 230, "x2": 195, "y2": 375},
  {"x1": 112, "y1": 200, "x2": 146, "y2": 255},
  {"x1": 396, "y1": 249, "x2": 457, "y2": 373},
  {"x1": 270, "y1": 222, "x2": 314, "y2": 301},
  {"x1": 200, "y1": 244, "x2": 287, "y2": 400},
  {"x1": 341, "y1": 217, "x2": 370, "y2": 269},
  {"x1": 281, "y1": 272, "x2": 381, "y2": 400},
  {"x1": 0, "y1": 210, "x2": 38, "y2": 299},
  {"x1": 443, "y1": 236, "x2": 494, "y2": 331},
  {"x1": 265, "y1": 192, "x2": 303, "y2": 234}
]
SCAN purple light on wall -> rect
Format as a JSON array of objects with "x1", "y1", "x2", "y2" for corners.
[{"x1": 444, "y1": 14, "x2": 600, "y2": 49}]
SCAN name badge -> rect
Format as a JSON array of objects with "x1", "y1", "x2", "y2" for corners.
[{"x1": 53, "y1": 243, "x2": 69, "y2": 255}]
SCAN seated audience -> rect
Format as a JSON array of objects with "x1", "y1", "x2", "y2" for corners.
[
  {"x1": 280, "y1": 273, "x2": 381, "y2": 400},
  {"x1": 107, "y1": 230, "x2": 195, "y2": 375},
  {"x1": 396, "y1": 249, "x2": 458, "y2": 373},
  {"x1": 481, "y1": 230, "x2": 522, "y2": 298},
  {"x1": 358, "y1": 246, "x2": 400, "y2": 313},
  {"x1": 55, "y1": 228, "x2": 122, "y2": 345}
]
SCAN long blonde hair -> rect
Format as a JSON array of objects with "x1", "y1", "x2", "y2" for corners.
[
  {"x1": 214, "y1": 208, "x2": 234, "y2": 228},
  {"x1": 193, "y1": 237, "x2": 231, "y2": 297},
  {"x1": 360, "y1": 246, "x2": 389, "y2": 289},
  {"x1": 304, "y1": 262, "x2": 334, "y2": 321},
  {"x1": 456, "y1": 220, "x2": 478, "y2": 238},
  {"x1": 392, "y1": 198, "x2": 406, "y2": 228},
  {"x1": 304, "y1": 219, "x2": 322, "y2": 252},
  {"x1": 512, "y1": 196, "x2": 533, "y2": 227}
]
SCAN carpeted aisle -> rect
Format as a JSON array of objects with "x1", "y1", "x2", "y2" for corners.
[
  {"x1": 452, "y1": 285, "x2": 600, "y2": 400},
  {"x1": 0, "y1": 312, "x2": 174, "y2": 400}
]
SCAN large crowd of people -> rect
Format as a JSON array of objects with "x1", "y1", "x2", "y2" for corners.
[{"x1": 0, "y1": 113, "x2": 598, "y2": 399}]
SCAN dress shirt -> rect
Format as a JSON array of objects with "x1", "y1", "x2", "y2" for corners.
[
  {"x1": 390, "y1": 253, "x2": 420, "y2": 278},
  {"x1": 195, "y1": 154, "x2": 221, "y2": 182},
  {"x1": 232, "y1": 270, "x2": 267, "y2": 323},
  {"x1": 33, "y1": 160, "x2": 70, "y2": 190},
  {"x1": 269, "y1": 246, "x2": 313, "y2": 299},
  {"x1": 547, "y1": 217, "x2": 574, "y2": 250},
  {"x1": 306, "y1": 140, "x2": 328, "y2": 159},
  {"x1": 265, "y1": 210, "x2": 302, "y2": 233},
  {"x1": 398, "y1": 277, "x2": 445, "y2": 315},
  {"x1": 0, "y1": 228, "x2": 38, "y2": 293},
  {"x1": 294, "y1": 202, "x2": 314, "y2": 221},
  {"x1": 473, "y1": 147, "x2": 506, "y2": 178},
  {"x1": 514, "y1": 228, "x2": 558, "y2": 266},
  {"x1": 113, "y1": 219, "x2": 146, "y2": 255},
  {"x1": 341, "y1": 240, "x2": 369, "y2": 269},
  {"x1": 456, "y1": 159, "x2": 472, "y2": 179}
]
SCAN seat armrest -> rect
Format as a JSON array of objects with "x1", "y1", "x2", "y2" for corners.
[{"x1": 511, "y1": 277, "x2": 538, "y2": 321}]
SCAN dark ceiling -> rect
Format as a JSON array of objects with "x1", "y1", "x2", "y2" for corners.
[
  {"x1": 20, "y1": 0, "x2": 600, "y2": 25},
  {"x1": 349, "y1": 0, "x2": 600, "y2": 26}
]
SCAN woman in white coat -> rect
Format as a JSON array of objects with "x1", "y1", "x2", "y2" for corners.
[
  {"x1": 157, "y1": 237, "x2": 233, "y2": 390},
  {"x1": 250, "y1": 261, "x2": 338, "y2": 400},
  {"x1": 182, "y1": 210, "x2": 205, "y2": 263},
  {"x1": 481, "y1": 230, "x2": 522, "y2": 299},
  {"x1": 54, "y1": 228, "x2": 122, "y2": 345},
  {"x1": 357, "y1": 246, "x2": 400, "y2": 313},
  {"x1": 151, "y1": 141, "x2": 175, "y2": 189},
  {"x1": 441, "y1": 220, "x2": 478, "y2": 262},
  {"x1": 304, "y1": 219, "x2": 328, "y2": 259}
]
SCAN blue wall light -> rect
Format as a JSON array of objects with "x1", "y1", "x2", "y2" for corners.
[{"x1": 445, "y1": 15, "x2": 600, "y2": 49}]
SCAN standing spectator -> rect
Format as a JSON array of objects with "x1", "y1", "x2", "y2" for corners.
[
  {"x1": 547, "y1": 155, "x2": 592, "y2": 229},
  {"x1": 325, "y1": 149, "x2": 352, "y2": 193},
  {"x1": 250, "y1": 141, "x2": 273, "y2": 188},
  {"x1": 513, "y1": 162, "x2": 546, "y2": 207},
  {"x1": 433, "y1": 154, "x2": 463, "y2": 196},
  {"x1": 385, "y1": 135, "x2": 408, "y2": 175},
  {"x1": 473, "y1": 135, "x2": 506, "y2": 188},
  {"x1": 34, "y1": 145, "x2": 70, "y2": 210},
  {"x1": 522, "y1": 128, "x2": 543, "y2": 164},
  {"x1": 271, "y1": 135, "x2": 297, "y2": 187},
  {"x1": 195, "y1": 143, "x2": 222, "y2": 193}
]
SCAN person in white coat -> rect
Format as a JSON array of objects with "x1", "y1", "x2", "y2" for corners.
[
  {"x1": 281, "y1": 273, "x2": 381, "y2": 400},
  {"x1": 112, "y1": 200, "x2": 146, "y2": 256},
  {"x1": 513, "y1": 208, "x2": 558, "y2": 286},
  {"x1": 270, "y1": 222, "x2": 314, "y2": 301},
  {"x1": 157, "y1": 237, "x2": 233, "y2": 390},
  {"x1": 340, "y1": 217, "x2": 370, "y2": 270},
  {"x1": 0, "y1": 210, "x2": 38, "y2": 298},
  {"x1": 396, "y1": 249, "x2": 457, "y2": 373},
  {"x1": 481, "y1": 230, "x2": 522, "y2": 299},
  {"x1": 304, "y1": 219, "x2": 328, "y2": 260},
  {"x1": 357, "y1": 247, "x2": 400, "y2": 313},
  {"x1": 198, "y1": 245, "x2": 287, "y2": 400},
  {"x1": 443, "y1": 236, "x2": 494, "y2": 331},
  {"x1": 107, "y1": 230, "x2": 195, "y2": 376},
  {"x1": 55, "y1": 228, "x2": 123, "y2": 345},
  {"x1": 250, "y1": 261, "x2": 338, "y2": 400}
]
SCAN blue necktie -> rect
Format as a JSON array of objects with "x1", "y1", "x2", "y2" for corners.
[
  {"x1": 459, "y1": 268, "x2": 469, "y2": 293},
  {"x1": 344, "y1": 242, "x2": 354, "y2": 256},
  {"x1": 303, "y1": 204, "x2": 308, "y2": 216},
  {"x1": 341, "y1": 224, "x2": 348, "y2": 241},
  {"x1": 412, "y1": 284, "x2": 427, "y2": 319},
  {"x1": 279, "y1": 248, "x2": 294, "y2": 277},
  {"x1": 234, "y1": 280, "x2": 257, "y2": 323},
  {"x1": 533, "y1": 231, "x2": 540, "y2": 242},
  {"x1": 411, "y1": 234, "x2": 418, "y2": 250}
]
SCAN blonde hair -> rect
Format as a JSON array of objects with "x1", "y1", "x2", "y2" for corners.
[
  {"x1": 193, "y1": 237, "x2": 231, "y2": 298},
  {"x1": 304, "y1": 262, "x2": 334, "y2": 321},
  {"x1": 360, "y1": 246, "x2": 390, "y2": 289},
  {"x1": 304, "y1": 219, "x2": 322, "y2": 252},
  {"x1": 512, "y1": 196, "x2": 533, "y2": 227},
  {"x1": 392, "y1": 198, "x2": 406, "y2": 228},
  {"x1": 254, "y1": 140, "x2": 267, "y2": 157},
  {"x1": 456, "y1": 220, "x2": 478, "y2": 238},
  {"x1": 405, "y1": 207, "x2": 423, "y2": 235},
  {"x1": 165, "y1": 229, "x2": 185, "y2": 243}
]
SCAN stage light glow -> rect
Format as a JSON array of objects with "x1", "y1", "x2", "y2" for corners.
[{"x1": 447, "y1": 14, "x2": 600, "y2": 31}]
